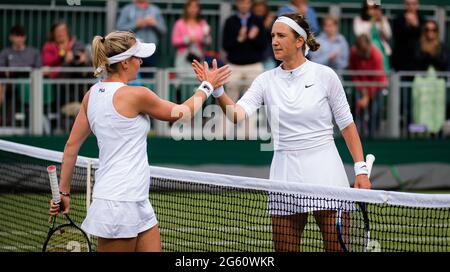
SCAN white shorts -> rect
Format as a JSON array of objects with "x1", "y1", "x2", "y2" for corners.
[
  {"x1": 269, "y1": 141, "x2": 350, "y2": 215},
  {"x1": 81, "y1": 198, "x2": 158, "y2": 239}
]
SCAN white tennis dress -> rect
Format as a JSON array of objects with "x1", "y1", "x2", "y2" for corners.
[
  {"x1": 81, "y1": 81, "x2": 157, "y2": 238},
  {"x1": 237, "y1": 60, "x2": 353, "y2": 214}
]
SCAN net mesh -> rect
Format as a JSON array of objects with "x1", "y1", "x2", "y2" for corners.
[
  {"x1": 0, "y1": 139, "x2": 449, "y2": 252},
  {"x1": 0, "y1": 146, "x2": 96, "y2": 252}
]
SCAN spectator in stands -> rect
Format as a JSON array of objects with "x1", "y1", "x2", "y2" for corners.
[
  {"x1": 391, "y1": 0, "x2": 425, "y2": 71},
  {"x1": 252, "y1": 0, "x2": 276, "y2": 70},
  {"x1": 41, "y1": 22, "x2": 90, "y2": 130},
  {"x1": 117, "y1": 0, "x2": 167, "y2": 67},
  {"x1": 0, "y1": 25, "x2": 41, "y2": 126},
  {"x1": 222, "y1": 0, "x2": 267, "y2": 137},
  {"x1": 41, "y1": 22, "x2": 90, "y2": 78},
  {"x1": 412, "y1": 20, "x2": 449, "y2": 72},
  {"x1": 353, "y1": 0, "x2": 391, "y2": 73},
  {"x1": 171, "y1": 0, "x2": 212, "y2": 71},
  {"x1": 278, "y1": 0, "x2": 320, "y2": 35},
  {"x1": 349, "y1": 34, "x2": 388, "y2": 138},
  {"x1": 309, "y1": 15, "x2": 349, "y2": 70}
]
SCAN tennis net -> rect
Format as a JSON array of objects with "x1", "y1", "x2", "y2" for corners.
[{"x1": 0, "y1": 139, "x2": 449, "y2": 252}]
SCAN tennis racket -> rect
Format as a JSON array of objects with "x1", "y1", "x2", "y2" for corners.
[
  {"x1": 42, "y1": 165, "x2": 92, "y2": 252},
  {"x1": 336, "y1": 154, "x2": 375, "y2": 252}
]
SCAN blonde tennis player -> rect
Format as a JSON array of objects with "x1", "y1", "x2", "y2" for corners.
[
  {"x1": 193, "y1": 13, "x2": 371, "y2": 252},
  {"x1": 48, "y1": 31, "x2": 231, "y2": 252}
]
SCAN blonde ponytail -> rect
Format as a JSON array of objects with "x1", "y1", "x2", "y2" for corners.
[
  {"x1": 92, "y1": 35, "x2": 108, "y2": 77},
  {"x1": 91, "y1": 31, "x2": 137, "y2": 77}
]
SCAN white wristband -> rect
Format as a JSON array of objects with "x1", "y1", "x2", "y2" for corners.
[
  {"x1": 197, "y1": 81, "x2": 214, "y2": 98},
  {"x1": 212, "y1": 85, "x2": 224, "y2": 98},
  {"x1": 354, "y1": 161, "x2": 369, "y2": 176}
]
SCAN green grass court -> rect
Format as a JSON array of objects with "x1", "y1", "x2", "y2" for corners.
[{"x1": 1, "y1": 191, "x2": 449, "y2": 252}]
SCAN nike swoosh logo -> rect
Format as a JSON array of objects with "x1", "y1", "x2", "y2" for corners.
[{"x1": 305, "y1": 84, "x2": 314, "y2": 88}]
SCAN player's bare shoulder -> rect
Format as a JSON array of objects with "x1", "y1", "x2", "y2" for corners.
[{"x1": 120, "y1": 85, "x2": 160, "y2": 108}]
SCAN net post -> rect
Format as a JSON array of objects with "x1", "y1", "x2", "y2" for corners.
[{"x1": 30, "y1": 68, "x2": 43, "y2": 135}]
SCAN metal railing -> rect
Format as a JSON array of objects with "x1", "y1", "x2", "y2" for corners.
[
  {"x1": 0, "y1": 1, "x2": 447, "y2": 68},
  {"x1": 1, "y1": 67, "x2": 449, "y2": 139}
]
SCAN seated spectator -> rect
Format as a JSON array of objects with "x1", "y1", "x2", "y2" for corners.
[
  {"x1": 252, "y1": 0, "x2": 276, "y2": 70},
  {"x1": 412, "y1": 20, "x2": 449, "y2": 72},
  {"x1": 0, "y1": 25, "x2": 41, "y2": 126},
  {"x1": 41, "y1": 22, "x2": 90, "y2": 131},
  {"x1": 353, "y1": 0, "x2": 391, "y2": 73},
  {"x1": 349, "y1": 34, "x2": 388, "y2": 138},
  {"x1": 41, "y1": 22, "x2": 90, "y2": 78},
  {"x1": 278, "y1": 0, "x2": 320, "y2": 35},
  {"x1": 171, "y1": 0, "x2": 211, "y2": 71},
  {"x1": 309, "y1": 15, "x2": 349, "y2": 70}
]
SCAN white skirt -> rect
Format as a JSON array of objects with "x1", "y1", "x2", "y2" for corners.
[
  {"x1": 81, "y1": 198, "x2": 158, "y2": 239},
  {"x1": 268, "y1": 141, "x2": 350, "y2": 215}
]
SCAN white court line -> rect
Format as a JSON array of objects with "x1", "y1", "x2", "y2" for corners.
[
  {"x1": 1, "y1": 222, "x2": 448, "y2": 237},
  {"x1": 0, "y1": 245, "x2": 41, "y2": 251},
  {"x1": 0, "y1": 230, "x2": 46, "y2": 236},
  {"x1": 161, "y1": 237, "x2": 450, "y2": 248}
]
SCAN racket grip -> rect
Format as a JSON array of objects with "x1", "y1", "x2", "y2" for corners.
[
  {"x1": 366, "y1": 154, "x2": 375, "y2": 177},
  {"x1": 47, "y1": 165, "x2": 61, "y2": 204}
]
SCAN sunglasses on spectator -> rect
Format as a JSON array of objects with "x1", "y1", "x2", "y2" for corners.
[{"x1": 425, "y1": 27, "x2": 438, "y2": 32}]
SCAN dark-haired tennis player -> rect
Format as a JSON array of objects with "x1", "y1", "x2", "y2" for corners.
[{"x1": 193, "y1": 13, "x2": 371, "y2": 252}]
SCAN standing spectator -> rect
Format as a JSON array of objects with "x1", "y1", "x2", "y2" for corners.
[
  {"x1": 349, "y1": 34, "x2": 388, "y2": 138},
  {"x1": 117, "y1": 0, "x2": 167, "y2": 67},
  {"x1": 391, "y1": 0, "x2": 425, "y2": 71},
  {"x1": 222, "y1": 0, "x2": 267, "y2": 137},
  {"x1": 0, "y1": 25, "x2": 41, "y2": 126},
  {"x1": 353, "y1": 0, "x2": 391, "y2": 73},
  {"x1": 310, "y1": 15, "x2": 349, "y2": 70},
  {"x1": 171, "y1": 0, "x2": 212, "y2": 71},
  {"x1": 412, "y1": 20, "x2": 449, "y2": 72},
  {"x1": 252, "y1": 0, "x2": 276, "y2": 70},
  {"x1": 278, "y1": 0, "x2": 320, "y2": 35}
]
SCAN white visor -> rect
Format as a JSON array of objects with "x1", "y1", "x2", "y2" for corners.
[{"x1": 107, "y1": 40, "x2": 156, "y2": 65}]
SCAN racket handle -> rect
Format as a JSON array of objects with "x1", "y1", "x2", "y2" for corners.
[
  {"x1": 47, "y1": 165, "x2": 61, "y2": 204},
  {"x1": 48, "y1": 215, "x2": 56, "y2": 229},
  {"x1": 366, "y1": 154, "x2": 375, "y2": 177}
]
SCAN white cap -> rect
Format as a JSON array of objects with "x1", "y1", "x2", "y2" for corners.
[{"x1": 107, "y1": 40, "x2": 156, "y2": 65}]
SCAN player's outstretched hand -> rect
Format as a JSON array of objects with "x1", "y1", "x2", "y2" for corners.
[{"x1": 193, "y1": 59, "x2": 231, "y2": 89}]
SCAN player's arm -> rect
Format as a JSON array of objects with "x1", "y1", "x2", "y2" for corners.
[
  {"x1": 59, "y1": 91, "x2": 92, "y2": 213},
  {"x1": 192, "y1": 59, "x2": 247, "y2": 123},
  {"x1": 341, "y1": 123, "x2": 371, "y2": 189},
  {"x1": 134, "y1": 62, "x2": 231, "y2": 122},
  {"x1": 215, "y1": 92, "x2": 247, "y2": 124},
  {"x1": 133, "y1": 87, "x2": 208, "y2": 122}
]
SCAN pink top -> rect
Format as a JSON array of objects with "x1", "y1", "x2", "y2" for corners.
[{"x1": 171, "y1": 18, "x2": 211, "y2": 54}]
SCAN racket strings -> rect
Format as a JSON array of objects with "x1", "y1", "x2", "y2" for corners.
[{"x1": 45, "y1": 226, "x2": 90, "y2": 252}]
